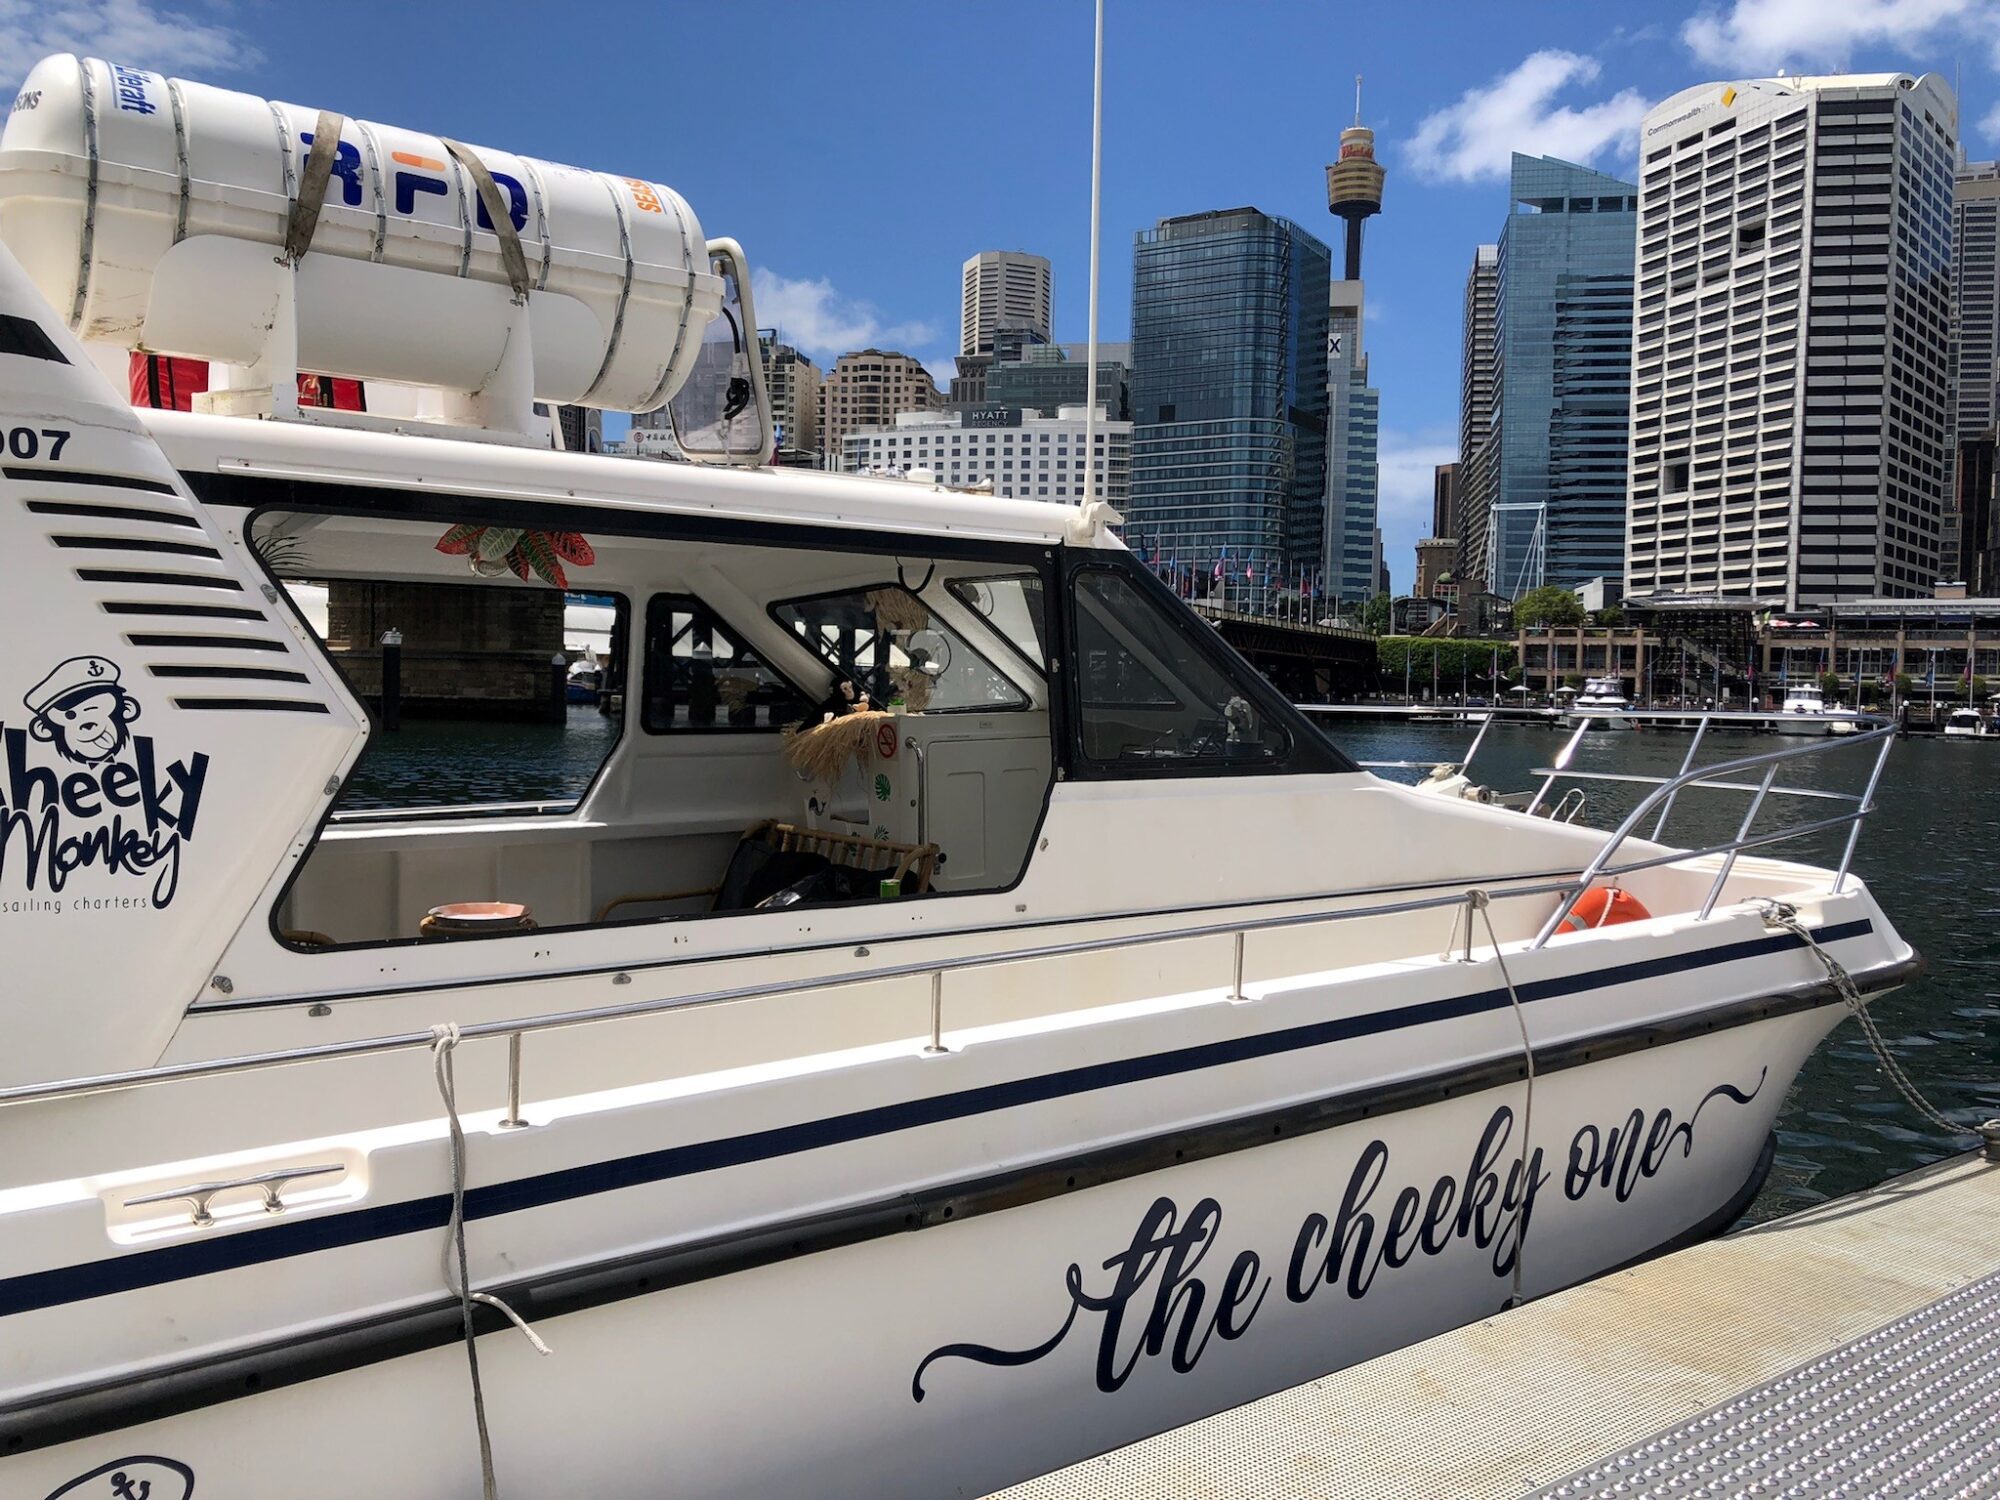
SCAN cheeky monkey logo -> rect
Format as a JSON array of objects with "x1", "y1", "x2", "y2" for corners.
[{"x1": 0, "y1": 657, "x2": 210, "y2": 911}]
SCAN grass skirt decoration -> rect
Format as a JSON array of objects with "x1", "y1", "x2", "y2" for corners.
[
  {"x1": 865, "y1": 587, "x2": 929, "y2": 635},
  {"x1": 783, "y1": 707, "x2": 895, "y2": 783}
]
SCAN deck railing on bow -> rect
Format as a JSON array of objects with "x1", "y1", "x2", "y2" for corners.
[{"x1": 1518, "y1": 710, "x2": 1896, "y2": 943}]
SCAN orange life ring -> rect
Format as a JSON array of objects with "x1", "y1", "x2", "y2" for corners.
[{"x1": 1560, "y1": 886, "x2": 1651, "y2": 932}]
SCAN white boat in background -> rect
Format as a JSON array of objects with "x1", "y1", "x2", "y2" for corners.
[
  {"x1": 1564, "y1": 676, "x2": 1638, "y2": 731},
  {"x1": 0, "y1": 53, "x2": 1921, "y2": 1500},
  {"x1": 1773, "y1": 682, "x2": 1863, "y2": 736},
  {"x1": 1943, "y1": 707, "x2": 1994, "y2": 738}
]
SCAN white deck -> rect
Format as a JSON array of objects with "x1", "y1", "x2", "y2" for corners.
[{"x1": 996, "y1": 1149, "x2": 2000, "y2": 1498}]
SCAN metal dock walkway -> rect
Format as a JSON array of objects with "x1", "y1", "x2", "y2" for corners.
[{"x1": 998, "y1": 1150, "x2": 2000, "y2": 1499}]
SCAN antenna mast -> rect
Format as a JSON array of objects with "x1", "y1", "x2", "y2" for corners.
[
  {"x1": 1354, "y1": 74, "x2": 1363, "y2": 128},
  {"x1": 1082, "y1": 0, "x2": 1104, "y2": 509}
]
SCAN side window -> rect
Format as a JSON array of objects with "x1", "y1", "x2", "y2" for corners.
[
  {"x1": 642, "y1": 594, "x2": 810, "y2": 732},
  {"x1": 1072, "y1": 567, "x2": 1291, "y2": 766},
  {"x1": 947, "y1": 572, "x2": 1048, "y2": 676},
  {"x1": 772, "y1": 585, "x2": 1028, "y2": 713}
]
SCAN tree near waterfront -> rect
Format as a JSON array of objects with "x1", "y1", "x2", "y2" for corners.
[
  {"x1": 1513, "y1": 585, "x2": 1585, "y2": 628},
  {"x1": 1362, "y1": 591, "x2": 1392, "y2": 636},
  {"x1": 1819, "y1": 671, "x2": 1842, "y2": 700},
  {"x1": 1374, "y1": 637, "x2": 1516, "y2": 694}
]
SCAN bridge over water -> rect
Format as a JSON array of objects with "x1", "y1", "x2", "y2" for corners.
[{"x1": 1188, "y1": 602, "x2": 1377, "y2": 701}]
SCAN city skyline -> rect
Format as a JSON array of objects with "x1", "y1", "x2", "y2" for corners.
[{"x1": 23, "y1": 0, "x2": 2000, "y2": 592}]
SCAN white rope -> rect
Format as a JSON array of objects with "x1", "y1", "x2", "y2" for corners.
[
  {"x1": 430, "y1": 1023, "x2": 551, "y2": 1500},
  {"x1": 1751, "y1": 900, "x2": 1970, "y2": 1140},
  {"x1": 1472, "y1": 891, "x2": 1535, "y2": 1307}
]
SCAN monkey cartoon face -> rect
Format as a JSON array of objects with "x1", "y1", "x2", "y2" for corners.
[{"x1": 30, "y1": 682, "x2": 141, "y2": 765}]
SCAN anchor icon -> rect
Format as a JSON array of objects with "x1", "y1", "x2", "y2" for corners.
[{"x1": 107, "y1": 1476, "x2": 149, "y2": 1500}]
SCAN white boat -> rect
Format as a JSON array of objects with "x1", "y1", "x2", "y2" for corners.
[
  {"x1": 0, "y1": 56, "x2": 1920, "y2": 1500},
  {"x1": 1942, "y1": 707, "x2": 1994, "y2": 738},
  {"x1": 1563, "y1": 676, "x2": 1638, "y2": 730},
  {"x1": 1770, "y1": 682, "x2": 1863, "y2": 736}
]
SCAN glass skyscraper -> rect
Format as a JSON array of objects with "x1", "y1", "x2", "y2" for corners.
[
  {"x1": 1325, "y1": 283, "x2": 1381, "y2": 602},
  {"x1": 1490, "y1": 154, "x2": 1637, "y2": 598},
  {"x1": 1127, "y1": 209, "x2": 1331, "y2": 583}
]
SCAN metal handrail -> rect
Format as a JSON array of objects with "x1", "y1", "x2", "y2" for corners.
[
  {"x1": 1531, "y1": 715, "x2": 1897, "y2": 944},
  {"x1": 0, "y1": 713, "x2": 1898, "y2": 1116},
  {"x1": 0, "y1": 873, "x2": 1587, "y2": 1111}
]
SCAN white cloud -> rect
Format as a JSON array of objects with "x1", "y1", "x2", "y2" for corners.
[
  {"x1": 1374, "y1": 428, "x2": 1458, "y2": 596},
  {"x1": 1984, "y1": 100, "x2": 2000, "y2": 140},
  {"x1": 1407, "y1": 51, "x2": 1649, "y2": 185},
  {"x1": 0, "y1": 0, "x2": 260, "y2": 91},
  {"x1": 1682, "y1": 0, "x2": 2000, "y2": 71},
  {"x1": 751, "y1": 268, "x2": 938, "y2": 366},
  {"x1": 1376, "y1": 428, "x2": 1458, "y2": 524}
]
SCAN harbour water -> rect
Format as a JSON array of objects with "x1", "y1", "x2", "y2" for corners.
[{"x1": 342, "y1": 711, "x2": 1998, "y2": 1225}]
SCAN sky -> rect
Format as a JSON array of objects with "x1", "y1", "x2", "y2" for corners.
[{"x1": 7, "y1": 0, "x2": 2000, "y2": 592}]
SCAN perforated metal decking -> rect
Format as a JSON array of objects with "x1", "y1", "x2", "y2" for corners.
[
  {"x1": 997, "y1": 1153, "x2": 2000, "y2": 1500},
  {"x1": 1530, "y1": 1267, "x2": 2000, "y2": 1498}
]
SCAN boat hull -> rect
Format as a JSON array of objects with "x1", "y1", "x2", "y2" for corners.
[{"x1": 9, "y1": 1006, "x2": 1838, "y2": 1500}]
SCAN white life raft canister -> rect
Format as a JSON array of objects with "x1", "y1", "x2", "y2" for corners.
[{"x1": 0, "y1": 54, "x2": 722, "y2": 412}]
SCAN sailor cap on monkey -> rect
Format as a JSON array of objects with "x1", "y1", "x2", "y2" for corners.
[{"x1": 24, "y1": 656, "x2": 122, "y2": 715}]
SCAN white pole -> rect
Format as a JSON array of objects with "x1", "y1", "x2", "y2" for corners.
[{"x1": 1082, "y1": 0, "x2": 1104, "y2": 510}]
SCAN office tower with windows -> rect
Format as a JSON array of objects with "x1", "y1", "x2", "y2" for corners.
[
  {"x1": 1324, "y1": 281, "x2": 1381, "y2": 602},
  {"x1": 1127, "y1": 208, "x2": 1331, "y2": 578},
  {"x1": 1432, "y1": 462, "x2": 1459, "y2": 539},
  {"x1": 757, "y1": 331, "x2": 822, "y2": 468},
  {"x1": 1489, "y1": 155, "x2": 1637, "y2": 599},
  {"x1": 840, "y1": 405, "x2": 1129, "y2": 506},
  {"x1": 820, "y1": 349, "x2": 943, "y2": 470},
  {"x1": 1458, "y1": 244, "x2": 1499, "y2": 596},
  {"x1": 1628, "y1": 73, "x2": 1958, "y2": 606},
  {"x1": 960, "y1": 252, "x2": 1053, "y2": 358},
  {"x1": 1953, "y1": 159, "x2": 1999, "y2": 591},
  {"x1": 986, "y1": 344, "x2": 1131, "y2": 419}
]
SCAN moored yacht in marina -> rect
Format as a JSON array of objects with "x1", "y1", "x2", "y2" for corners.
[
  {"x1": 1563, "y1": 675, "x2": 1637, "y2": 730},
  {"x1": 1773, "y1": 681, "x2": 1863, "y2": 736},
  {"x1": 0, "y1": 56, "x2": 1922, "y2": 1500},
  {"x1": 1943, "y1": 706, "x2": 1994, "y2": 738}
]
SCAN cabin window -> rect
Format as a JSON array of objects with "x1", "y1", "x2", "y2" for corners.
[
  {"x1": 947, "y1": 573, "x2": 1049, "y2": 675},
  {"x1": 771, "y1": 584, "x2": 1028, "y2": 714},
  {"x1": 1070, "y1": 566, "x2": 1293, "y2": 768},
  {"x1": 243, "y1": 495, "x2": 1057, "y2": 952},
  {"x1": 252, "y1": 510, "x2": 628, "y2": 818},
  {"x1": 642, "y1": 594, "x2": 810, "y2": 732}
]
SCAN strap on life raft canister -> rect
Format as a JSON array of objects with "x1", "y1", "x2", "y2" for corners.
[{"x1": 1560, "y1": 886, "x2": 1652, "y2": 932}]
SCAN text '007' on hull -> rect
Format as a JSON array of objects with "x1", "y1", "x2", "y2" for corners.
[{"x1": 0, "y1": 54, "x2": 1917, "y2": 1500}]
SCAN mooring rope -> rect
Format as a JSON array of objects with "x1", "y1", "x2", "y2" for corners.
[
  {"x1": 1472, "y1": 891, "x2": 1535, "y2": 1307},
  {"x1": 1751, "y1": 900, "x2": 1973, "y2": 1141},
  {"x1": 430, "y1": 1023, "x2": 551, "y2": 1500}
]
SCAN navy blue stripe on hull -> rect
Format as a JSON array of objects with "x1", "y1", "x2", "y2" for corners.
[{"x1": 0, "y1": 919, "x2": 1873, "y2": 1320}]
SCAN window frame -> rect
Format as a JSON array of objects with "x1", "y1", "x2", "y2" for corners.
[
  {"x1": 1060, "y1": 552, "x2": 1357, "y2": 780},
  {"x1": 639, "y1": 590, "x2": 813, "y2": 735},
  {"x1": 768, "y1": 581, "x2": 1038, "y2": 716},
  {"x1": 198, "y1": 470, "x2": 1071, "y2": 957},
  {"x1": 944, "y1": 571, "x2": 1052, "y2": 680},
  {"x1": 242, "y1": 516, "x2": 634, "y2": 826}
]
